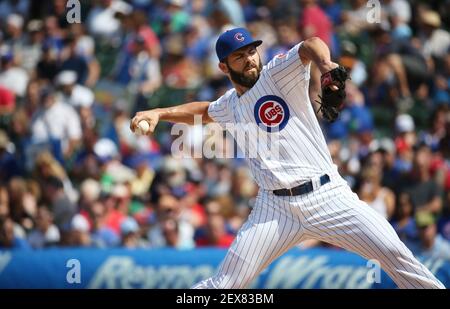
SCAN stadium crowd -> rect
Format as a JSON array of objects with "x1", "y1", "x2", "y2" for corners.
[{"x1": 0, "y1": 0, "x2": 449, "y2": 260}]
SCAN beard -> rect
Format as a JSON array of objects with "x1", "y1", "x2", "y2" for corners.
[{"x1": 226, "y1": 57, "x2": 263, "y2": 88}]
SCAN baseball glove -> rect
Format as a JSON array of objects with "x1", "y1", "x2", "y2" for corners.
[{"x1": 316, "y1": 66, "x2": 350, "y2": 122}]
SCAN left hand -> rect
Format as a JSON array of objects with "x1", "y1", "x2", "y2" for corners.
[
  {"x1": 319, "y1": 62, "x2": 340, "y2": 91},
  {"x1": 316, "y1": 65, "x2": 350, "y2": 122},
  {"x1": 318, "y1": 61, "x2": 339, "y2": 75}
]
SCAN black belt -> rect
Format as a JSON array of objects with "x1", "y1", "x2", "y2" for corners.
[{"x1": 273, "y1": 174, "x2": 330, "y2": 197}]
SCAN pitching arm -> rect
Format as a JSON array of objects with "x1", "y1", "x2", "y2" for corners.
[
  {"x1": 130, "y1": 101, "x2": 213, "y2": 134},
  {"x1": 298, "y1": 37, "x2": 338, "y2": 74}
]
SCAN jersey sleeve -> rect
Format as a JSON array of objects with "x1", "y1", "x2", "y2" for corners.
[
  {"x1": 265, "y1": 42, "x2": 311, "y2": 94},
  {"x1": 207, "y1": 90, "x2": 235, "y2": 129}
]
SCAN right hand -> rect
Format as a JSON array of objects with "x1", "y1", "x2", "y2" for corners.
[{"x1": 130, "y1": 109, "x2": 160, "y2": 135}]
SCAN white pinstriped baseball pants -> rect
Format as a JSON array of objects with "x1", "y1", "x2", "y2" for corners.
[{"x1": 192, "y1": 174, "x2": 445, "y2": 289}]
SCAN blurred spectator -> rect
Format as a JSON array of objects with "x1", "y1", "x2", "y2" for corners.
[
  {"x1": 90, "y1": 201, "x2": 120, "y2": 248},
  {"x1": 0, "y1": 85, "x2": 16, "y2": 125},
  {"x1": 412, "y1": 211, "x2": 450, "y2": 260},
  {"x1": 42, "y1": 15, "x2": 64, "y2": 54},
  {"x1": 87, "y1": 0, "x2": 131, "y2": 39},
  {"x1": 239, "y1": 0, "x2": 258, "y2": 23},
  {"x1": 30, "y1": 86, "x2": 82, "y2": 161},
  {"x1": 27, "y1": 206, "x2": 60, "y2": 249},
  {"x1": 381, "y1": 0, "x2": 411, "y2": 40},
  {"x1": 217, "y1": 0, "x2": 245, "y2": 27},
  {"x1": 148, "y1": 194, "x2": 195, "y2": 249},
  {"x1": 0, "y1": 49, "x2": 29, "y2": 98},
  {"x1": 21, "y1": 19, "x2": 45, "y2": 73},
  {"x1": 130, "y1": 9, "x2": 161, "y2": 59},
  {"x1": 166, "y1": 0, "x2": 191, "y2": 34},
  {"x1": 129, "y1": 156, "x2": 155, "y2": 198},
  {"x1": 420, "y1": 107, "x2": 448, "y2": 152},
  {"x1": 181, "y1": 17, "x2": 211, "y2": 64},
  {"x1": 320, "y1": 0, "x2": 342, "y2": 26},
  {"x1": 7, "y1": 177, "x2": 37, "y2": 234},
  {"x1": 438, "y1": 190, "x2": 450, "y2": 242},
  {"x1": 0, "y1": 186, "x2": 8, "y2": 217},
  {"x1": 370, "y1": 24, "x2": 428, "y2": 108},
  {"x1": 162, "y1": 34, "x2": 201, "y2": 89},
  {"x1": 120, "y1": 216, "x2": 148, "y2": 248},
  {"x1": 111, "y1": 183, "x2": 132, "y2": 217},
  {"x1": 432, "y1": 54, "x2": 450, "y2": 106},
  {"x1": 94, "y1": 139, "x2": 136, "y2": 186},
  {"x1": 265, "y1": 19, "x2": 300, "y2": 61},
  {"x1": 358, "y1": 163, "x2": 395, "y2": 219},
  {"x1": 33, "y1": 151, "x2": 76, "y2": 201},
  {"x1": 366, "y1": 140, "x2": 398, "y2": 189},
  {"x1": 177, "y1": 182, "x2": 207, "y2": 229},
  {"x1": 69, "y1": 23, "x2": 101, "y2": 88},
  {"x1": 204, "y1": 8, "x2": 234, "y2": 79},
  {"x1": 79, "y1": 178, "x2": 101, "y2": 210},
  {"x1": 160, "y1": 217, "x2": 181, "y2": 248},
  {"x1": 4, "y1": 14, "x2": 25, "y2": 54},
  {"x1": 128, "y1": 35, "x2": 162, "y2": 114},
  {"x1": 340, "y1": 0, "x2": 376, "y2": 35},
  {"x1": 55, "y1": 70, "x2": 95, "y2": 109},
  {"x1": 399, "y1": 144, "x2": 443, "y2": 215},
  {"x1": 13, "y1": 101, "x2": 33, "y2": 147},
  {"x1": 298, "y1": 0, "x2": 332, "y2": 47},
  {"x1": 51, "y1": 0, "x2": 71, "y2": 31},
  {"x1": 231, "y1": 166, "x2": 257, "y2": 208},
  {"x1": 0, "y1": 0, "x2": 29, "y2": 22},
  {"x1": 36, "y1": 41, "x2": 60, "y2": 82},
  {"x1": 41, "y1": 176, "x2": 76, "y2": 230},
  {"x1": 0, "y1": 216, "x2": 30, "y2": 250},
  {"x1": 97, "y1": 191, "x2": 125, "y2": 236},
  {"x1": 60, "y1": 35, "x2": 89, "y2": 85},
  {"x1": 418, "y1": 10, "x2": 450, "y2": 60},
  {"x1": 338, "y1": 40, "x2": 367, "y2": 87},
  {"x1": 393, "y1": 114, "x2": 416, "y2": 174},
  {"x1": 381, "y1": 0, "x2": 410, "y2": 24},
  {"x1": 64, "y1": 213, "x2": 91, "y2": 247},
  {"x1": 196, "y1": 213, "x2": 234, "y2": 248},
  {"x1": 391, "y1": 192, "x2": 419, "y2": 248},
  {"x1": 0, "y1": 129, "x2": 22, "y2": 182}
]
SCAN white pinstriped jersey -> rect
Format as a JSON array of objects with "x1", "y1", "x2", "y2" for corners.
[
  {"x1": 197, "y1": 42, "x2": 444, "y2": 292},
  {"x1": 208, "y1": 42, "x2": 337, "y2": 190}
]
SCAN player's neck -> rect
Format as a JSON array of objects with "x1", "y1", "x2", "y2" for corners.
[{"x1": 232, "y1": 82, "x2": 250, "y2": 97}]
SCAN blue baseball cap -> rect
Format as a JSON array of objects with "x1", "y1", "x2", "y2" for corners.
[{"x1": 216, "y1": 27, "x2": 262, "y2": 62}]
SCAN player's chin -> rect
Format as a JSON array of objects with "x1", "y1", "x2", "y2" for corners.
[{"x1": 245, "y1": 69, "x2": 258, "y2": 79}]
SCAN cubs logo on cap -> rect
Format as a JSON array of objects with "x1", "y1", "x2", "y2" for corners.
[
  {"x1": 216, "y1": 27, "x2": 263, "y2": 62},
  {"x1": 234, "y1": 33, "x2": 245, "y2": 42},
  {"x1": 254, "y1": 95, "x2": 290, "y2": 132}
]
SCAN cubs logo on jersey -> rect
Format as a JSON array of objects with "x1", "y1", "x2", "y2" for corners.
[{"x1": 254, "y1": 95, "x2": 290, "y2": 132}]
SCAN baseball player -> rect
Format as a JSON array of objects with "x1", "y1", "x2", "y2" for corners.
[{"x1": 130, "y1": 28, "x2": 445, "y2": 289}]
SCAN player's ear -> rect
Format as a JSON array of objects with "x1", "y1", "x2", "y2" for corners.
[{"x1": 218, "y1": 61, "x2": 229, "y2": 74}]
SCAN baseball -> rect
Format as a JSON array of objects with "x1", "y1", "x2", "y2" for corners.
[{"x1": 137, "y1": 120, "x2": 150, "y2": 135}]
